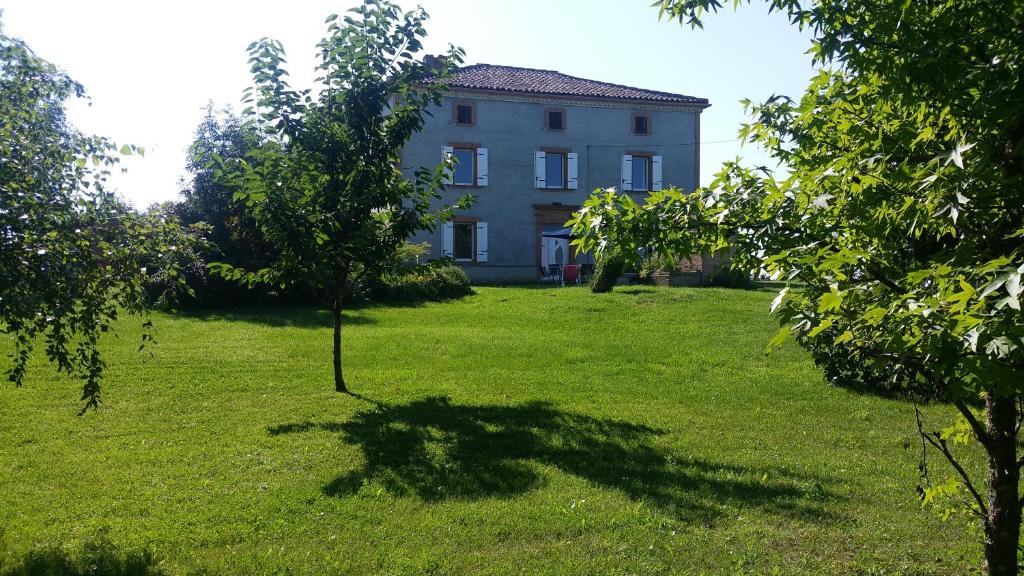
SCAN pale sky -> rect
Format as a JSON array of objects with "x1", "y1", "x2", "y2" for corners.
[{"x1": 1, "y1": 1, "x2": 813, "y2": 208}]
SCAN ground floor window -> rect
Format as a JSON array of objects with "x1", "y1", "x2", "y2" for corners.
[
  {"x1": 443, "y1": 219, "x2": 489, "y2": 263},
  {"x1": 453, "y1": 222, "x2": 474, "y2": 261}
]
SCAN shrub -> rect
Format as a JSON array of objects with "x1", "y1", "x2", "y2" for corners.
[
  {"x1": 636, "y1": 254, "x2": 670, "y2": 283},
  {"x1": 591, "y1": 250, "x2": 625, "y2": 293},
  {"x1": 375, "y1": 241, "x2": 431, "y2": 278},
  {"x1": 798, "y1": 326, "x2": 944, "y2": 401},
  {"x1": 706, "y1": 267, "x2": 755, "y2": 289},
  {"x1": 373, "y1": 260, "x2": 472, "y2": 303}
]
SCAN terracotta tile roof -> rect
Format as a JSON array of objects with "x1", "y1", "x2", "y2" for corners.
[{"x1": 445, "y1": 63, "x2": 709, "y2": 106}]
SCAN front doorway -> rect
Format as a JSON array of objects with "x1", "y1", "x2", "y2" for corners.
[
  {"x1": 534, "y1": 204, "x2": 587, "y2": 277},
  {"x1": 540, "y1": 233, "x2": 570, "y2": 270}
]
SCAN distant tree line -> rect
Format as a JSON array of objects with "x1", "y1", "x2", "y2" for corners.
[{"x1": 159, "y1": 103, "x2": 470, "y2": 309}]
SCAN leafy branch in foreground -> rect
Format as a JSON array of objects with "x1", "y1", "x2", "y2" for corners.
[
  {"x1": 1, "y1": 23, "x2": 202, "y2": 411},
  {"x1": 576, "y1": 1, "x2": 1024, "y2": 573}
]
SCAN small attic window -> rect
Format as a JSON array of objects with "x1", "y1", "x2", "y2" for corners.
[
  {"x1": 545, "y1": 108, "x2": 566, "y2": 131},
  {"x1": 632, "y1": 113, "x2": 651, "y2": 135},
  {"x1": 454, "y1": 102, "x2": 475, "y2": 125}
]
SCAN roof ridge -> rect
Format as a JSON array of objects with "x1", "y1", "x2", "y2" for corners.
[
  {"x1": 468, "y1": 63, "x2": 695, "y2": 100},
  {"x1": 446, "y1": 62, "x2": 709, "y2": 106},
  {"x1": 459, "y1": 63, "x2": 563, "y2": 75}
]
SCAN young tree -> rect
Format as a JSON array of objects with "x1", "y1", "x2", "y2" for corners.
[
  {"x1": 213, "y1": 0, "x2": 468, "y2": 393},
  {"x1": 1, "y1": 22, "x2": 198, "y2": 410},
  {"x1": 571, "y1": 1, "x2": 1024, "y2": 573}
]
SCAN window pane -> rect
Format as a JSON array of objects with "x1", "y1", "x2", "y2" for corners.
[
  {"x1": 453, "y1": 148, "x2": 474, "y2": 185},
  {"x1": 548, "y1": 111, "x2": 563, "y2": 130},
  {"x1": 545, "y1": 153, "x2": 565, "y2": 188},
  {"x1": 456, "y1": 105, "x2": 473, "y2": 124},
  {"x1": 632, "y1": 156, "x2": 649, "y2": 190},
  {"x1": 453, "y1": 222, "x2": 474, "y2": 260}
]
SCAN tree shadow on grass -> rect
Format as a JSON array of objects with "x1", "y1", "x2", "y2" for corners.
[
  {"x1": 0, "y1": 538, "x2": 164, "y2": 576},
  {"x1": 177, "y1": 293, "x2": 479, "y2": 329},
  {"x1": 269, "y1": 396, "x2": 844, "y2": 525},
  {"x1": 180, "y1": 306, "x2": 376, "y2": 329},
  {"x1": 618, "y1": 287, "x2": 659, "y2": 296}
]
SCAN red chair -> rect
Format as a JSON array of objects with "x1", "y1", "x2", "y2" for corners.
[{"x1": 561, "y1": 264, "x2": 582, "y2": 287}]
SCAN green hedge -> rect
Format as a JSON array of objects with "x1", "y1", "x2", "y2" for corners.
[{"x1": 373, "y1": 260, "x2": 472, "y2": 302}]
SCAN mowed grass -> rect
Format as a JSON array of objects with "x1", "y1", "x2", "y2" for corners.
[{"x1": 0, "y1": 287, "x2": 980, "y2": 575}]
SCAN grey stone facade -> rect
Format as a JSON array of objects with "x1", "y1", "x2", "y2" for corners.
[{"x1": 401, "y1": 67, "x2": 709, "y2": 283}]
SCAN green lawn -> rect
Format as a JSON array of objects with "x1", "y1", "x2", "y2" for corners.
[{"x1": 0, "y1": 287, "x2": 980, "y2": 575}]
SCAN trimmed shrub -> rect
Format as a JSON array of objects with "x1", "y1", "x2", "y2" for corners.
[
  {"x1": 706, "y1": 267, "x2": 755, "y2": 289},
  {"x1": 373, "y1": 260, "x2": 472, "y2": 302},
  {"x1": 591, "y1": 250, "x2": 625, "y2": 293}
]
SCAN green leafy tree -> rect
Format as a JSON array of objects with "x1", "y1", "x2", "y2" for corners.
[
  {"x1": 1, "y1": 22, "x2": 199, "y2": 410},
  {"x1": 214, "y1": 0, "x2": 468, "y2": 393},
  {"x1": 173, "y1": 105, "x2": 275, "y2": 305},
  {"x1": 178, "y1": 105, "x2": 266, "y2": 268},
  {"x1": 571, "y1": 1, "x2": 1024, "y2": 573}
]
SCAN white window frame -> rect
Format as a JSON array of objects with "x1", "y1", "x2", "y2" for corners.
[{"x1": 451, "y1": 146, "x2": 476, "y2": 187}]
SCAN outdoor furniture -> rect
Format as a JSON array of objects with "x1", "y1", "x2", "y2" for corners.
[
  {"x1": 548, "y1": 263, "x2": 561, "y2": 282},
  {"x1": 541, "y1": 227, "x2": 595, "y2": 272},
  {"x1": 539, "y1": 266, "x2": 559, "y2": 284},
  {"x1": 561, "y1": 264, "x2": 582, "y2": 287}
]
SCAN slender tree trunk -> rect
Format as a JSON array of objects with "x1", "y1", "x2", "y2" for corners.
[
  {"x1": 983, "y1": 391, "x2": 1019, "y2": 576},
  {"x1": 332, "y1": 292, "x2": 346, "y2": 393}
]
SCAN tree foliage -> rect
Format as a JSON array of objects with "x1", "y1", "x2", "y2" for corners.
[
  {"x1": 169, "y1": 105, "x2": 277, "y2": 306},
  {"x1": 213, "y1": 0, "x2": 468, "y2": 392},
  {"x1": 0, "y1": 22, "x2": 199, "y2": 410},
  {"x1": 178, "y1": 106, "x2": 266, "y2": 269},
  {"x1": 572, "y1": 1, "x2": 1024, "y2": 573}
]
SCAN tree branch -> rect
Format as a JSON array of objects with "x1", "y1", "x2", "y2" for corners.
[
  {"x1": 915, "y1": 401, "x2": 988, "y2": 520},
  {"x1": 1016, "y1": 397, "x2": 1024, "y2": 436},
  {"x1": 922, "y1": 431, "x2": 989, "y2": 519},
  {"x1": 863, "y1": 263, "x2": 904, "y2": 295},
  {"x1": 954, "y1": 399, "x2": 993, "y2": 451}
]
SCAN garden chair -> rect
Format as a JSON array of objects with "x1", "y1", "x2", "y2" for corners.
[
  {"x1": 549, "y1": 263, "x2": 562, "y2": 283},
  {"x1": 539, "y1": 266, "x2": 559, "y2": 284},
  {"x1": 561, "y1": 264, "x2": 582, "y2": 287}
]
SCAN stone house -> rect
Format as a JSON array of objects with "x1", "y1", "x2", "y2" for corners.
[{"x1": 401, "y1": 61, "x2": 712, "y2": 283}]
